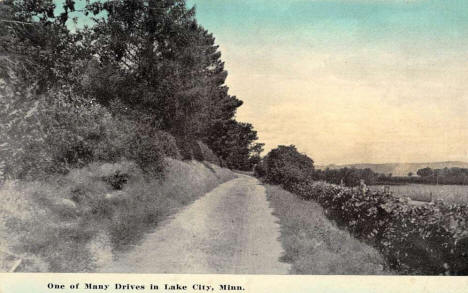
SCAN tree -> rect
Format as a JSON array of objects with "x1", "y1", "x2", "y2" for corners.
[
  {"x1": 0, "y1": 0, "x2": 84, "y2": 91},
  {"x1": 264, "y1": 145, "x2": 315, "y2": 188},
  {"x1": 417, "y1": 167, "x2": 434, "y2": 177},
  {"x1": 248, "y1": 142, "x2": 265, "y2": 167},
  {"x1": 82, "y1": 0, "x2": 255, "y2": 163},
  {"x1": 1, "y1": 0, "x2": 262, "y2": 169},
  {"x1": 205, "y1": 120, "x2": 260, "y2": 170}
]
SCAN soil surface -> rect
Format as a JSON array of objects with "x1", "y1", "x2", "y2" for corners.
[{"x1": 99, "y1": 175, "x2": 290, "y2": 274}]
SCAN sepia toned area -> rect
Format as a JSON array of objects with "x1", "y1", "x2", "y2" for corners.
[{"x1": 1, "y1": 0, "x2": 468, "y2": 276}]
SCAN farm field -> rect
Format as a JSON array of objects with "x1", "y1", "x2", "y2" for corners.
[{"x1": 369, "y1": 184, "x2": 468, "y2": 204}]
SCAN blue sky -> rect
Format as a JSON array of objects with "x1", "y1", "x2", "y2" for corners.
[{"x1": 188, "y1": 0, "x2": 468, "y2": 48}]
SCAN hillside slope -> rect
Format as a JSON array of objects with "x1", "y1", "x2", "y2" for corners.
[{"x1": 0, "y1": 158, "x2": 236, "y2": 272}]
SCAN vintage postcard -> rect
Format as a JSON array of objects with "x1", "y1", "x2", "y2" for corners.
[{"x1": 1, "y1": 0, "x2": 468, "y2": 291}]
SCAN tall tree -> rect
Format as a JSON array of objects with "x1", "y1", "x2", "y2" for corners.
[
  {"x1": 1, "y1": 0, "x2": 262, "y2": 168},
  {"x1": 83, "y1": 0, "x2": 253, "y2": 163}
]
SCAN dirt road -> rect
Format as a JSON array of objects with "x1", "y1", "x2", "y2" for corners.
[{"x1": 99, "y1": 175, "x2": 290, "y2": 274}]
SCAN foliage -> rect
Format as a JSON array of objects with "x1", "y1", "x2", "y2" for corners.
[
  {"x1": 193, "y1": 141, "x2": 221, "y2": 165},
  {"x1": 314, "y1": 167, "x2": 380, "y2": 186},
  {"x1": 204, "y1": 120, "x2": 261, "y2": 170},
  {"x1": 0, "y1": 83, "x2": 177, "y2": 179},
  {"x1": 260, "y1": 147, "x2": 468, "y2": 275},
  {"x1": 417, "y1": 167, "x2": 434, "y2": 177},
  {"x1": 79, "y1": 0, "x2": 257, "y2": 165},
  {"x1": 266, "y1": 185, "x2": 388, "y2": 274},
  {"x1": 1, "y1": 0, "x2": 261, "y2": 177},
  {"x1": 263, "y1": 145, "x2": 315, "y2": 189},
  {"x1": 379, "y1": 167, "x2": 468, "y2": 185},
  {"x1": 253, "y1": 161, "x2": 267, "y2": 178},
  {"x1": 0, "y1": 159, "x2": 236, "y2": 271}
]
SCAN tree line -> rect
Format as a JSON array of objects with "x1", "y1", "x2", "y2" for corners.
[
  {"x1": 254, "y1": 145, "x2": 380, "y2": 187},
  {"x1": 0, "y1": 0, "x2": 263, "y2": 179},
  {"x1": 380, "y1": 167, "x2": 468, "y2": 185},
  {"x1": 254, "y1": 145, "x2": 468, "y2": 187}
]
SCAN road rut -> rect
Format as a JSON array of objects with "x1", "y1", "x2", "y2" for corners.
[{"x1": 99, "y1": 175, "x2": 290, "y2": 274}]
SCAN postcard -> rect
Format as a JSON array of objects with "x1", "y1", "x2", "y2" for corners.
[{"x1": 1, "y1": 0, "x2": 468, "y2": 292}]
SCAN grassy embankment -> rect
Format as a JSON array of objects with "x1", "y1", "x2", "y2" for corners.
[
  {"x1": 0, "y1": 158, "x2": 236, "y2": 272},
  {"x1": 265, "y1": 184, "x2": 389, "y2": 274}
]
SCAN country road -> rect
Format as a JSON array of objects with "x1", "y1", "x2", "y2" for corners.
[{"x1": 99, "y1": 175, "x2": 290, "y2": 274}]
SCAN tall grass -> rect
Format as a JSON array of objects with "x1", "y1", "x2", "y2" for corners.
[
  {"x1": 0, "y1": 158, "x2": 236, "y2": 272},
  {"x1": 265, "y1": 185, "x2": 388, "y2": 274}
]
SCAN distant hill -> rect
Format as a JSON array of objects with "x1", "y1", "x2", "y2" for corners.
[{"x1": 317, "y1": 161, "x2": 468, "y2": 176}]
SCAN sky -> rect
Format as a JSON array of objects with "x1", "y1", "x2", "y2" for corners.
[{"x1": 185, "y1": 0, "x2": 468, "y2": 165}]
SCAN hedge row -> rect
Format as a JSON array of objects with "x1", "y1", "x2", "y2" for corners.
[
  {"x1": 260, "y1": 146, "x2": 468, "y2": 274},
  {"x1": 291, "y1": 182, "x2": 468, "y2": 274}
]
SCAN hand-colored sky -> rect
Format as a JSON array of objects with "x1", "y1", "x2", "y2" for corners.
[{"x1": 187, "y1": 0, "x2": 468, "y2": 165}]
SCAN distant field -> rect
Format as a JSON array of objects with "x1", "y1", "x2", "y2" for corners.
[{"x1": 369, "y1": 184, "x2": 468, "y2": 204}]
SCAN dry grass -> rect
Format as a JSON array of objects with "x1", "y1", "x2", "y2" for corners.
[
  {"x1": 0, "y1": 158, "x2": 236, "y2": 272},
  {"x1": 369, "y1": 184, "x2": 468, "y2": 204},
  {"x1": 265, "y1": 184, "x2": 390, "y2": 275}
]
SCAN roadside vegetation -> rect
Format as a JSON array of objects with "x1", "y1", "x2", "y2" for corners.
[
  {"x1": 0, "y1": 158, "x2": 236, "y2": 272},
  {"x1": 0, "y1": 0, "x2": 259, "y2": 272},
  {"x1": 265, "y1": 185, "x2": 388, "y2": 274},
  {"x1": 256, "y1": 145, "x2": 468, "y2": 275}
]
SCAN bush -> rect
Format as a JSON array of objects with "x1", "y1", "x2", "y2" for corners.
[
  {"x1": 293, "y1": 182, "x2": 468, "y2": 274},
  {"x1": 266, "y1": 170, "x2": 468, "y2": 274},
  {"x1": 171, "y1": 138, "x2": 220, "y2": 165},
  {"x1": 154, "y1": 131, "x2": 181, "y2": 159},
  {"x1": 194, "y1": 141, "x2": 221, "y2": 165},
  {"x1": 0, "y1": 85, "x2": 179, "y2": 179},
  {"x1": 174, "y1": 137, "x2": 195, "y2": 160},
  {"x1": 264, "y1": 145, "x2": 315, "y2": 189},
  {"x1": 0, "y1": 85, "x2": 120, "y2": 179},
  {"x1": 261, "y1": 146, "x2": 468, "y2": 274},
  {"x1": 265, "y1": 185, "x2": 388, "y2": 274}
]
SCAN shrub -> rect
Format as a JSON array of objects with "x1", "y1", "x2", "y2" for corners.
[
  {"x1": 262, "y1": 146, "x2": 468, "y2": 275},
  {"x1": 275, "y1": 176, "x2": 468, "y2": 274},
  {"x1": 194, "y1": 141, "x2": 220, "y2": 165},
  {"x1": 0, "y1": 85, "x2": 176, "y2": 179},
  {"x1": 264, "y1": 145, "x2": 315, "y2": 189},
  {"x1": 0, "y1": 85, "x2": 118, "y2": 178},
  {"x1": 154, "y1": 131, "x2": 181, "y2": 159},
  {"x1": 265, "y1": 185, "x2": 388, "y2": 274},
  {"x1": 174, "y1": 137, "x2": 195, "y2": 160}
]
